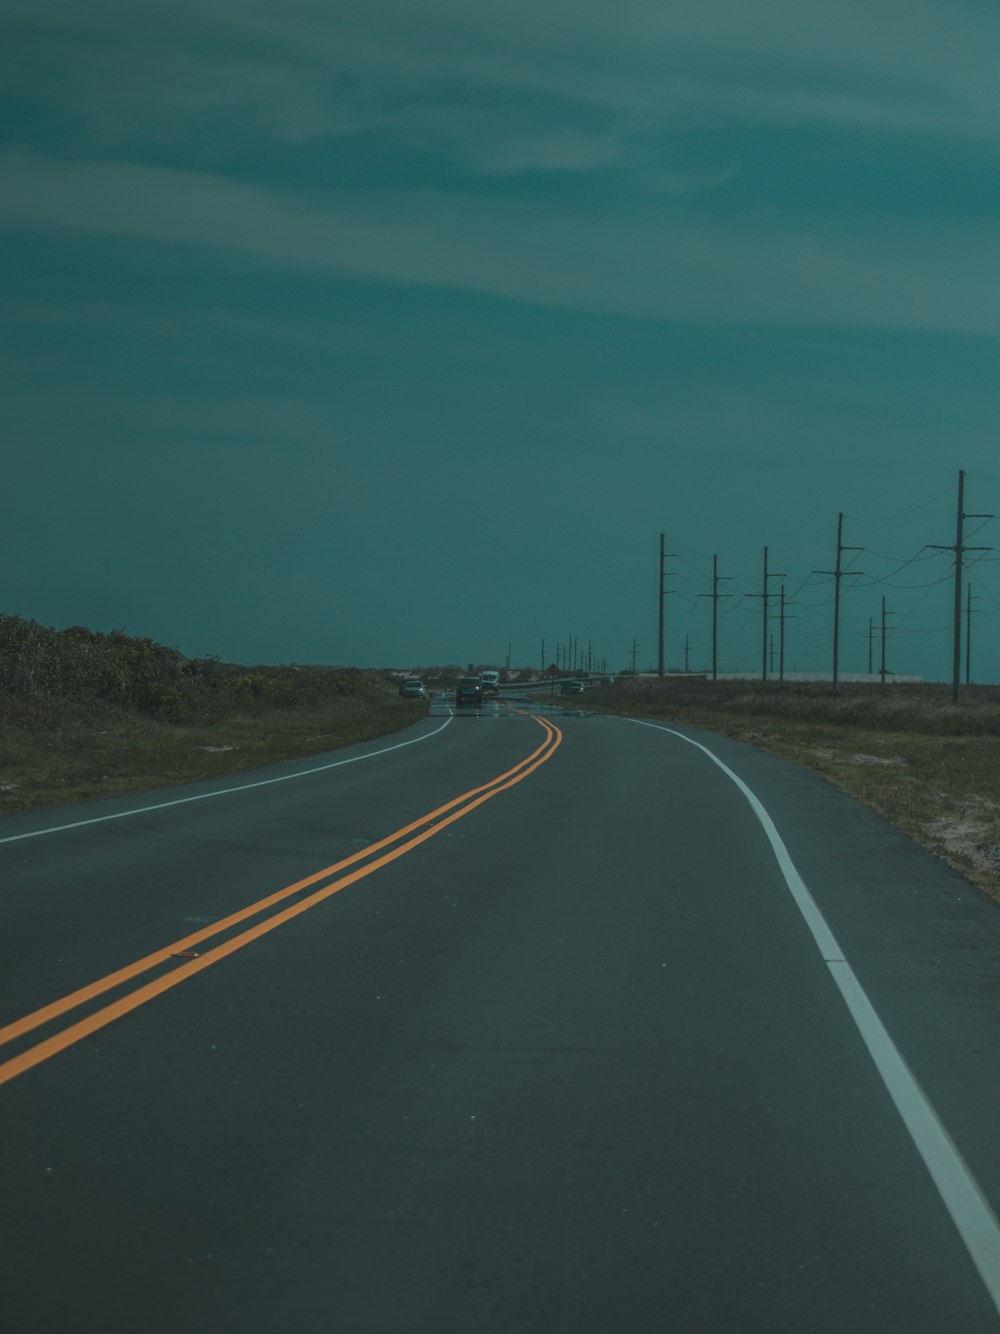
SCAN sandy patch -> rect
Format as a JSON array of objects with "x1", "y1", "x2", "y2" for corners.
[{"x1": 928, "y1": 803, "x2": 1000, "y2": 874}]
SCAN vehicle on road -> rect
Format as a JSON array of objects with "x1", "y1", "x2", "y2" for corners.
[
  {"x1": 480, "y1": 670, "x2": 501, "y2": 694},
  {"x1": 399, "y1": 677, "x2": 426, "y2": 699},
  {"x1": 455, "y1": 676, "x2": 484, "y2": 709},
  {"x1": 560, "y1": 680, "x2": 585, "y2": 695}
]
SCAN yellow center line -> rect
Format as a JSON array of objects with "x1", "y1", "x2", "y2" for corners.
[
  {"x1": 0, "y1": 713, "x2": 562, "y2": 1087},
  {"x1": 0, "y1": 714, "x2": 556, "y2": 1050}
]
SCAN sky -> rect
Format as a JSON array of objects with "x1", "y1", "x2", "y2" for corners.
[{"x1": 3, "y1": 0, "x2": 1000, "y2": 680}]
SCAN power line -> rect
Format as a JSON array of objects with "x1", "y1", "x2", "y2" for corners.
[{"x1": 845, "y1": 479, "x2": 956, "y2": 524}]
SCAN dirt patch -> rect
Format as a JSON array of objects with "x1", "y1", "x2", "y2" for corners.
[{"x1": 927, "y1": 797, "x2": 1000, "y2": 876}]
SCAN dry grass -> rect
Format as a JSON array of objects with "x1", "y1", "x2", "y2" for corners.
[
  {"x1": 584, "y1": 679, "x2": 1000, "y2": 901},
  {"x1": 0, "y1": 615, "x2": 434, "y2": 815},
  {"x1": 0, "y1": 692, "x2": 426, "y2": 816}
]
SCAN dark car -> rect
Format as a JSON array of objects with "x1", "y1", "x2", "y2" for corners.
[
  {"x1": 455, "y1": 676, "x2": 484, "y2": 709},
  {"x1": 560, "y1": 680, "x2": 585, "y2": 695},
  {"x1": 399, "y1": 677, "x2": 425, "y2": 699}
]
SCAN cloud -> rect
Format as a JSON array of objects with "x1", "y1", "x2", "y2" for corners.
[
  {"x1": 473, "y1": 129, "x2": 620, "y2": 176},
  {"x1": 4, "y1": 0, "x2": 999, "y2": 154},
  {"x1": 2, "y1": 151, "x2": 998, "y2": 337}
]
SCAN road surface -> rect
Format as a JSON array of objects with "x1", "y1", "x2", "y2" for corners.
[{"x1": 4, "y1": 697, "x2": 1000, "y2": 1332}]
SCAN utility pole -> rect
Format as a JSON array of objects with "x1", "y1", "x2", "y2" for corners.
[
  {"x1": 630, "y1": 639, "x2": 639, "y2": 674},
  {"x1": 929, "y1": 470, "x2": 992, "y2": 702},
  {"x1": 778, "y1": 585, "x2": 794, "y2": 682},
  {"x1": 658, "y1": 533, "x2": 678, "y2": 677},
  {"x1": 880, "y1": 597, "x2": 893, "y2": 684},
  {"x1": 762, "y1": 547, "x2": 770, "y2": 681},
  {"x1": 953, "y1": 471, "x2": 966, "y2": 701},
  {"x1": 697, "y1": 554, "x2": 732, "y2": 682},
  {"x1": 966, "y1": 583, "x2": 973, "y2": 685},
  {"x1": 867, "y1": 618, "x2": 873, "y2": 675},
  {"x1": 684, "y1": 635, "x2": 693, "y2": 673},
  {"x1": 748, "y1": 547, "x2": 784, "y2": 681},
  {"x1": 954, "y1": 472, "x2": 965, "y2": 701},
  {"x1": 815, "y1": 513, "x2": 864, "y2": 693},
  {"x1": 658, "y1": 534, "x2": 664, "y2": 677}
]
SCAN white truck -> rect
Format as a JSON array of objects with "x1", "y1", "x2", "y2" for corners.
[{"x1": 480, "y1": 670, "x2": 501, "y2": 693}]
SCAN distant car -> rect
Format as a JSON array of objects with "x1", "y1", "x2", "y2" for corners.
[
  {"x1": 480, "y1": 670, "x2": 501, "y2": 694},
  {"x1": 455, "y1": 676, "x2": 484, "y2": 709},
  {"x1": 560, "y1": 680, "x2": 585, "y2": 695},
  {"x1": 399, "y1": 677, "x2": 425, "y2": 699}
]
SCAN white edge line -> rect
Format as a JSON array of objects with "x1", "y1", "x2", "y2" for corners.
[
  {"x1": 627, "y1": 716, "x2": 1000, "y2": 1316},
  {"x1": 0, "y1": 715, "x2": 454, "y2": 846}
]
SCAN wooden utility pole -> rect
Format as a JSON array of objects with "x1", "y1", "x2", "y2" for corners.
[
  {"x1": 762, "y1": 547, "x2": 769, "y2": 681},
  {"x1": 658, "y1": 533, "x2": 664, "y2": 677},
  {"x1": 815, "y1": 513, "x2": 863, "y2": 692},
  {"x1": 698, "y1": 554, "x2": 732, "y2": 682},
  {"x1": 966, "y1": 583, "x2": 973, "y2": 685},
  {"x1": 658, "y1": 534, "x2": 677, "y2": 678},
  {"x1": 749, "y1": 548, "x2": 784, "y2": 681},
  {"x1": 929, "y1": 470, "x2": 992, "y2": 703},
  {"x1": 953, "y1": 470, "x2": 965, "y2": 701}
]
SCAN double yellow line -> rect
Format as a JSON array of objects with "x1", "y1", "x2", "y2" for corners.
[{"x1": 0, "y1": 710, "x2": 562, "y2": 1088}]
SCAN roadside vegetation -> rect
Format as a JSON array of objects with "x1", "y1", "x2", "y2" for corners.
[
  {"x1": 9, "y1": 622, "x2": 997, "y2": 904},
  {"x1": 0, "y1": 615, "x2": 428, "y2": 815},
  {"x1": 582, "y1": 676, "x2": 1000, "y2": 902}
]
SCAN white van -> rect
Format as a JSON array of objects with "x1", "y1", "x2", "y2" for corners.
[{"x1": 480, "y1": 670, "x2": 500, "y2": 692}]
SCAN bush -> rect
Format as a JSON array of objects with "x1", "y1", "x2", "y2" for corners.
[{"x1": 0, "y1": 614, "x2": 381, "y2": 727}]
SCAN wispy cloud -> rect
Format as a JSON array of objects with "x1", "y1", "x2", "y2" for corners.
[
  {"x1": 4, "y1": 0, "x2": 998, "y2": 156},
  {"x1": 2, "y1": 151, "x2": 997, "y2": 336},
  {"x1": 471, "y1": 129, "x2": 620, "y2": 176}
]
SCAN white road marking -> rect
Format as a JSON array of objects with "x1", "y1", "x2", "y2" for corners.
[
  {"x1": 629, "y1": 717, "x2": 1000, "y2": 1317},
  {"x1": 0, "y1": 716, "x2": 453, "y2": 846}
]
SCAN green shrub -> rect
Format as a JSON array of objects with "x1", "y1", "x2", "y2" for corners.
[{"x1": 0, "y1": 614, "x2": 382, "y2": 727}]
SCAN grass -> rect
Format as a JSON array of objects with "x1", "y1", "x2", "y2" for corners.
[
  {"x1": 580, "y1": 678, "x2": 1000, "y2": 902},
  {"x1": 0, "y1": 689, "x2": 428, "y2": 816},
  {"x1": 0, "y1": 614, "x2": 435, "y2": 816}
]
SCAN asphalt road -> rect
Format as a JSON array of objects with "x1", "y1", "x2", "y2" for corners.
[{"x1": 5, "y1": 697, "x2": 1000, "y2": 1332}]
